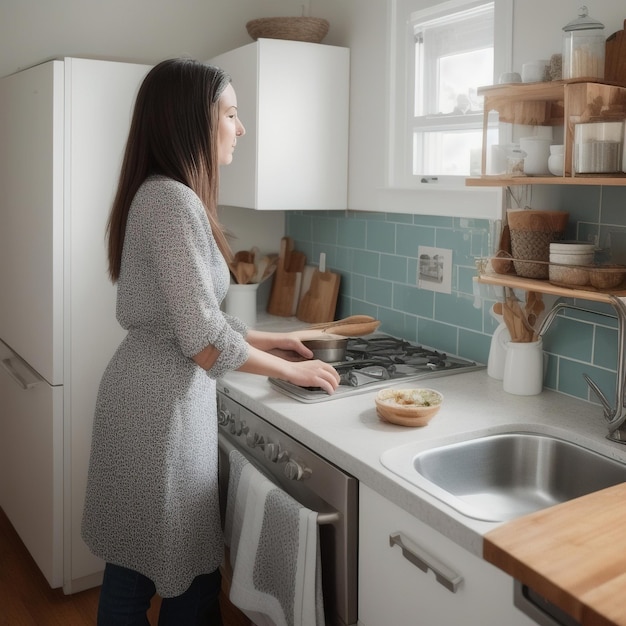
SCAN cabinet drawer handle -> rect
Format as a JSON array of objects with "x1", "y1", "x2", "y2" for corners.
[
  {"x1": 389, "y1": 532, "x2": 463, "y2": 593},
  {"x1": 1, "y1": 357, "x2": 41, "y2": 390}
]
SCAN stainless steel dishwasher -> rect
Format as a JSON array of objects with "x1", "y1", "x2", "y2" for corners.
[{"x1": 217, "y1": 385, "x2": 358, "y2": 626}]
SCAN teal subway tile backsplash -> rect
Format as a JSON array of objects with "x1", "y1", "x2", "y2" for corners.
[
  {"x1": 285, "y1": 185, "x2": 626, "y2": 407},
  {"x1": 396, "y1": 223, "x2": 434, "y2": 256},
  {"x1": 366, "y1": 220, "x2": 396, "y2": 253},
  {"x1": 380, "y1": 254, "x2": 407, "y2": 283}
]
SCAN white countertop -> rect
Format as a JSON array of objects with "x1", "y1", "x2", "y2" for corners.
[{"x1": 218, "y1": 313, "x2": 626, "y2": 559}]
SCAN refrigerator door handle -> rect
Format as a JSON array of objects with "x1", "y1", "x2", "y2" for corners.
[{"x1": 1, "y1": 356, "x2": 43, "y2": 389}]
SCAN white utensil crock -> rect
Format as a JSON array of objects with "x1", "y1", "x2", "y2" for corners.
[
  {"x1": 224, "y1": 282, "x2": 259, "y2": 327},
  {"x1": 502, "y1": 338, "x2": 544, "y2": 395}
]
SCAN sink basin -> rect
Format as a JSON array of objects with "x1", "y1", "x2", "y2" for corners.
[{"x1": 380, "y1": 432, "x2": 626, "y2": 522}]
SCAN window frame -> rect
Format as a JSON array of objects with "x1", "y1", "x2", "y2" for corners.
[{"x1": 387, "y1": 0, "x2": 513, "y2": 189}]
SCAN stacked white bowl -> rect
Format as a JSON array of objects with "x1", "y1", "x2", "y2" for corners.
[{"x1": 549, "y1": 241, "x2": 595, "y2": 286}]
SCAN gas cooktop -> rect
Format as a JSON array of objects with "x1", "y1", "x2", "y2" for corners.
[{"x1": 269, "y1": 334, "x2": 485, "y2": 403}]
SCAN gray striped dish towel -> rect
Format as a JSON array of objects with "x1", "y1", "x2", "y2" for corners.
[{"x1": 224, "y1": 449, "x2": 324, "y2": 626}]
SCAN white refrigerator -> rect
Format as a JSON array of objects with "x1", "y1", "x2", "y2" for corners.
[{"x1": 0, "y1": 57, "x2": 150, "y2": 593}]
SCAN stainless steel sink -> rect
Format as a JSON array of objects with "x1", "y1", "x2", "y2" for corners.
[{"x1": 380, "y1": 432, "x2": 626, "y2": 522}]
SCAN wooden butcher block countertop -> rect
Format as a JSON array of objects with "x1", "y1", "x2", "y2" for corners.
[{"x1": 484, "y1": 482, "x2": 626, "y2": 626}]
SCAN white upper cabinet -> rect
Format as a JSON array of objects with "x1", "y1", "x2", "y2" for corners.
[{"x1": 210, "y1": 39, "x2": 349, "y2": 211}]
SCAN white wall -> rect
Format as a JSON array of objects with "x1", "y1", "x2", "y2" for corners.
[{"x1": 0, "y1": 0, "x2": 314, "y2": 78}]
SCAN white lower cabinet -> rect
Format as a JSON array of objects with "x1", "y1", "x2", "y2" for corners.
[{"x1": 358, "y1": 484, "x2": 536, "y2": 626}]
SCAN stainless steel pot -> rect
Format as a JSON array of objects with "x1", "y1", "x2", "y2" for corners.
[{"x1": 302, "y1": 337, "x2": 348, "y2": 362}]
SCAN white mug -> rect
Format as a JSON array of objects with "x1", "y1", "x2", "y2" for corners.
[{"x1": 502, "y1": 338, "x2": 544, "y2": 396}]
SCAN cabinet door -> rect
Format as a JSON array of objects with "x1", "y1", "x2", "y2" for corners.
[
  {"x1": 64, "y1": 58, "x2": 151, "y2": 592},
  {"x1": 211, "y1": 39, "x2": 349, "y2": 211},
  {"x1": 0, "y1": 60, "x2": 64, "y2": 385},
  {"x1": 0, "y1": 339, "x2": 64, "y2": 588},
  {"x1": 358, "y1": 484, "x2": 535, "y2": 626}
]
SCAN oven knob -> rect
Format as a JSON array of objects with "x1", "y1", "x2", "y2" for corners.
[
  {"x1": 233, "y1": 420, "x2": 248, "y2": 437},
  {"x1": 264, "y1": 442, "x2": 281, "y2": 462},
  {"x1": 246, "y1": 432, "x2": 265, "y2": 450},
  {"x1": 217, "y1": 408, "x2": 231, "y2": 426},
  {"x1": 284, "y1": 459, "x2": 312, "y2": 481}
]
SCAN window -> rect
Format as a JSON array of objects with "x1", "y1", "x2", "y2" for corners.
[{"x1": 389, "y1": 0, "x2": 512, "y2": 187}]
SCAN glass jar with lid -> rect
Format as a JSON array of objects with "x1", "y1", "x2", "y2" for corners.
[{"x1": 562, "y1": 6, "x2": 605, "y2": 80}]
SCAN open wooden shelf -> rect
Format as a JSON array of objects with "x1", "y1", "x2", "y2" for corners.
[
  {"x1": 474, "y1": 79, "x2": 626, "y2": 184},
  {"x1": 477, "y1": 272, "x2": 626, "y2": 304},
  {"x1": 467, "y1": 175, "x2": 626, "y2": 187}
]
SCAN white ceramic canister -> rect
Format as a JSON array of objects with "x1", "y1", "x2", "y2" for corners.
[
  {"x1": 519, "y1": 136, "x2": 551, "y2": 176},
  {"x1": 549, "y1": 241, "x2": 595, "y2": 264},
  {"x1": 502, "y1": 338, "x2": 545, "y2": 396},
  {"x1": 224, "y1": 282, "x2": 260, "y2": 327},
  {"x1": 548, "y1": 144, "x2": 564, "y2": 176},
  {"x1": 521, "y1": 60, "x2": 548, "y2": 83}
]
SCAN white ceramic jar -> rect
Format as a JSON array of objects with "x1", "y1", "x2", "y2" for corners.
[
  {"x1": 549, "y1": 241, "x2": 595, "y2": 286},
  {"x1": 548, "y1": 144, "x2": 564, "y2": 176},
  {"x1": 519, "y1": 136, "x2": 551, "y2": 176}
]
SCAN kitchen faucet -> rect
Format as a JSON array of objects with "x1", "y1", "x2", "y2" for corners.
[{"x1": 538, "y1": 297, "x2": 626, "y2": 443}]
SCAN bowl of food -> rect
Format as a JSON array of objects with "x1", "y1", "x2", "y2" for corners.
[{"x1": 375, "y1": 388, "x2": 443, "y2": 427}]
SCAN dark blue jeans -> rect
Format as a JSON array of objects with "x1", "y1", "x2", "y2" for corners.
[{"x1": 97, "y1": 562, "x2": 222, "y2": 625}]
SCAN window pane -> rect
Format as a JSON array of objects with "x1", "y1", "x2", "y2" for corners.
[
  {"x1": 438, "y1": 48, "x2": 492, "y2": 115},
  {"x1": 413, "y1": 128, "x2": 497, "y2": 176},
  {"x1": 410, "y1": 1, "x2": 495, "y2": 179}
]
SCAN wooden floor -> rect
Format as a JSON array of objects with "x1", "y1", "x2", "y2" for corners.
[{"x1": 0, "y1": 508, "x2": 250, "y2": 626}]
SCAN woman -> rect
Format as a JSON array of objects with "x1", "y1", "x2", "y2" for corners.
[{"x1": 82, "y1": 58, "x2": 340, "y2": 626}]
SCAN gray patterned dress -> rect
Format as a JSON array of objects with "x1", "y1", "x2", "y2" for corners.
[{"x1": 82, "y1": 176, "x2": 249, "y2": 597}]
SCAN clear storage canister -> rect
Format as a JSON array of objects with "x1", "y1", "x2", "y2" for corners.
[{"x1": 562, "y1": 6, "x2": 605, "y2": 80}]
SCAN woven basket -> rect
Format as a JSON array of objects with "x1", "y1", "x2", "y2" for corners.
[
  {"x1": 246, "y1": 17, "x2": 330, "y2": 43},
  {"x1": 508, "y1": 210, "x2": 569, "y2": 279}
]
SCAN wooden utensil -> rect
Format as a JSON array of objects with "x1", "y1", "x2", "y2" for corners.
[
  {"x1": 228, "y1": 261, "x2": 255, "y2": 284},
  {"x1": 504, "y1": 288, "x2": 535, "y2": 342},
  {"x1": 267, "y1": 237, "x2": 306, "y2": 317},
  {"x1": 308, "y1": 315, "x2": 381, "y2": 337},
  {"x1": 296, "y1": 252, "x2": 341, "y2": 323}
]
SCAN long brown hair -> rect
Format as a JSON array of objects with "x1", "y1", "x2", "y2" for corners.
[{"x1": 106, "y1": 58, "x2": 232, "y2": 281}]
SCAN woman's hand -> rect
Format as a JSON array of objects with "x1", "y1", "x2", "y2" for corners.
[
  {"x1": 281, "y1": 359, "x2": 341, "y2": 395},
  {"x1": 246, "y1": 329, "x2": 326, "y2": 360},
  {"x1": 237, "y1": 333, "x2": 341, "y2": 395}
]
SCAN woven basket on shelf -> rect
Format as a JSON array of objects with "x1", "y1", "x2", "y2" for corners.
[
  {"x1": 507, "y1": 210, "x2": 569, "y2": 279},
  {"x1": 246, "y1": 17, "x2": 330, "y2": 43}
]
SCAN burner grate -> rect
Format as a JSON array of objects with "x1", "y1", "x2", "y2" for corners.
[{"x1": 269, "y1": 334, "x2": 485, "y2": 403}]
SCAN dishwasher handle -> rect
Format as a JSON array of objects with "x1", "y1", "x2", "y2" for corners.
[{"x1": 389, "y1": 531, "x2": 463, "y2": 593}]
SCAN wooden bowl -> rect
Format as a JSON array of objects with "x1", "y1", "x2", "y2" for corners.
[
  {"x1": 375, "y1": 388, "x2": 443, "y2": 427},
  {"x1": 589, "y1": 264, "x2": 626, "y2": 290}
]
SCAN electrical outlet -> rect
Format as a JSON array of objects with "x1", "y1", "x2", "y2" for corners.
[{"x1": 417, "y1": 246, "x2": 452, "y2": 294}]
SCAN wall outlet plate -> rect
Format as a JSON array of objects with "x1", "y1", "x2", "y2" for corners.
[{"x1": 417, "y1": 246, "x2": 452, "y2": 293}]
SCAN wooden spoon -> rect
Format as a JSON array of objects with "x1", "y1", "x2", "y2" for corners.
[{"x1": 229, "y1": 261, "x2": 255, "y2": 284}]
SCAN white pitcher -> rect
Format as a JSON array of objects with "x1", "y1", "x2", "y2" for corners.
[{"x1": 487, "y1": 322, "x2": 510, "y2": 380}]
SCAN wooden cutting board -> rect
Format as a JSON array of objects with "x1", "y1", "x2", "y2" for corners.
[
  {"x1": 296, "y1": 253, "x2": 340, "y2": 323},
  {"x1": 484, "y1": 482, "x2": 626, "y2": 625},
  {"x1": 267, "y1": 237, "x2": 300, "y2": 317}
]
